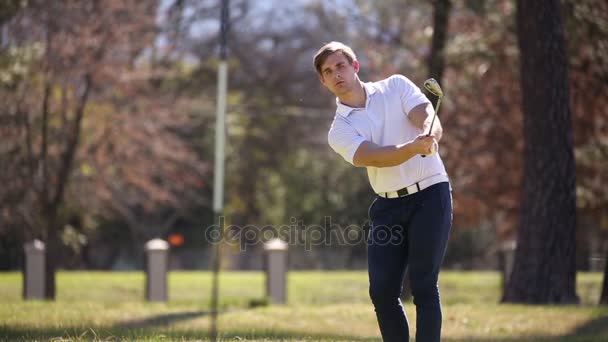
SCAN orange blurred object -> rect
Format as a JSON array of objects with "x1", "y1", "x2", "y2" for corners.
[{"x1": 168, "y1": 233, "x2": 185, "y2": 247}]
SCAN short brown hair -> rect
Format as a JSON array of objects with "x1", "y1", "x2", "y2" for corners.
[{"x1": 313, "y1": 41, "x2": 357, "y2": 75}]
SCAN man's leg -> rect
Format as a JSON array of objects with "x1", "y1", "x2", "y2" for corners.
[
  {"x1": 367, "y1": 197, "x2": 411, "y2": 342},
  {"x1": 408, "y1": 182, "x2": 452, "y2": 342}
]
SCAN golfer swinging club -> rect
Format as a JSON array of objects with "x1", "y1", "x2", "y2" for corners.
[{"x1": 314, "y1": 41, "x2": 452, "y2": 342}]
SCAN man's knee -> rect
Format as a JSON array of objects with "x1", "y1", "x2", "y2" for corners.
[
  {"x1": 411, "y1": 280, "x2": 440, "y2": 307},
  {"x1": 369, "y1": 279, "x2": 402, "y2": 306}
]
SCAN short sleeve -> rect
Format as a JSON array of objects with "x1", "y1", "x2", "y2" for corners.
[
  {"x1": 390, "y1": 74, "x2": 431, "y2": 116},
  {"x1": 327, "y1": 116, "x2": 366, "y2": 166}
]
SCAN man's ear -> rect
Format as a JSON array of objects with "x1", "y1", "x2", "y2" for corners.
[{"x1": 353, "y1": 60, "x2": 360, "y2": 73}]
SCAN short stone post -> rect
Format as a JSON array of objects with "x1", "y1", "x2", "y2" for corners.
[
  {"x1": 23, "y1": 239, "x2": 45, "y2": 300},
  {"x1": 263, "y1": 238, "x2": 288, "y2": 304},
  {"x1": 145, "y1": 238, "x2": 169, "y2": 302}
]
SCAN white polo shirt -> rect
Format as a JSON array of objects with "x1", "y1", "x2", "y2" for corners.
[{"x1": 327, "y1": 74, "x2": 448, "y2": 194}]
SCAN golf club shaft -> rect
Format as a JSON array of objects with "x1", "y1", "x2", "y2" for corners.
[
  {"x1": 426, "y1": 96, "x2": 441, "y2": 137},
  {"x1": 421, "y1": 95, "x2": 442, "y2": 158}
]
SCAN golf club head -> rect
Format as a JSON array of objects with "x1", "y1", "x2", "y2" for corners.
[{"x1": 424, "y1": 78, "x2": 443, "y2": 97}]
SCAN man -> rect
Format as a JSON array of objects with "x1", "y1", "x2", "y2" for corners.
[{"x1": 314, "y1": 41, "x2": 452, "y2": 342}]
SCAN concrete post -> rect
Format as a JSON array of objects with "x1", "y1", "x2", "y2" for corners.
[
  {"x1": 145, "y1": 238, "x2": 169, "y2": 302},
  {"x1": 23, "y1": 239, "x2": 45, "y2": 300},
  {"x1": 263, "y1": 238, "x2": 288, "y2": 304}
]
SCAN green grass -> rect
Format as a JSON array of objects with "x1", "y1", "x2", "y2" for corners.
[{"x1": 0, "y1": 271, "x2": 606, "y2": 341}]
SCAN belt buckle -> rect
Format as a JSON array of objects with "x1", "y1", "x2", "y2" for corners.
[{"x1": 397, "y1": 187, "x2": 409, "y2": 197}]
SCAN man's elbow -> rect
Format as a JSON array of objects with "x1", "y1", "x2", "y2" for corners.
[
  {"x1": 353, "y1": 156, "x2": 373, "y2": 167},
  {"x1": 353, "y1": 155, "x2": 376, "y2": 168}
]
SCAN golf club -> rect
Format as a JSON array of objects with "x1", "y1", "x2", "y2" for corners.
[{"x1": 421, "y1": 78, "x2": 443, "y2": 157}]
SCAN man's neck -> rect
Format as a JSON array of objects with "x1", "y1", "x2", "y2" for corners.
[{"x1": 338, "y1": 81, "x2": 366, "y2": 108}]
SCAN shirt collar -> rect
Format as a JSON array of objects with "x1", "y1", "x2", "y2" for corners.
[{"x1": 336, "y1": 81, "x2": 378, "y2": 117}]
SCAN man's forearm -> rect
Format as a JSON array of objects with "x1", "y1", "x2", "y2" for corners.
[
  {"x1": 409, "y1": 103, "x2": 443, "y2": 142},
  {"x1": 424, "y1": 117, "x2": 443, "y2": 142},
  {"x1": 353, "y1": 141, "x2": 419, "y2": 168}
]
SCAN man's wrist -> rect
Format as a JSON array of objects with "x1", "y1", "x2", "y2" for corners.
[{"x1": 397, "y1": 141, "x2": 418, "y2": 160}]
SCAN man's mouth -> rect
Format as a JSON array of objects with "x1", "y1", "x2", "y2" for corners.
[{"x1": 336, "y1": 80, "x2": 345, "y2": 86}]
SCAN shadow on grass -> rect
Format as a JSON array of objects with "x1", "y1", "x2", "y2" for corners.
[
  {"x1": 0, "y1": 308, "x2": 378, "y2": 341},
  {"x1": 441, "y1": 314, "x2": 608, "y2": 342},
  {"x1": 568, "y1": 314, "x2": 608, "y2": 337},
  {"x1": 0, "y1": 326, "x2": 380, "y2": 341},
  {"x1": 1, "y1": 309, "x2": 607, "y2": 341},
  {"x1": 1, "y1": 328, "x2": 606, "y2": 342},
  {"x1": 443, "y1": 339, "x2": 601, "y2": 342}
]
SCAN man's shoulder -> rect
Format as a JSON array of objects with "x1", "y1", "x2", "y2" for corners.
[
  {"x1": 385, "y1": 74, "x2": 415, "y2": 89},
  {"x1": 367, "y1": 74, "x2": 412, "y2": 94},
  {"x1": 328, "y1": 111, "x2": 346, "y2": 128}
]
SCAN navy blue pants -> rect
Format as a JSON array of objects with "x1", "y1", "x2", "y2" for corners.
[{"x1": 367, "y1": 182, "x2": 452, "y2": 342}]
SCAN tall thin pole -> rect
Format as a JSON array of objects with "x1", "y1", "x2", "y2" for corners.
[{"x1": 210, "y1": 0, "x2": 229, "y2": 341}]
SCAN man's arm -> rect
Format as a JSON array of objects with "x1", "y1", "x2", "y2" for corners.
[
  {"x1": 353, "y1": 135, "x2": 436, "y2": 168},
  {"x1": 408, "y1": 103, "x2": 443, "y2": 142}
]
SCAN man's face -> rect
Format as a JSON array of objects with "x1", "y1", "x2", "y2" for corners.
[{"x1": 319, "y1": 51, "x2": 360, "y2": 96}]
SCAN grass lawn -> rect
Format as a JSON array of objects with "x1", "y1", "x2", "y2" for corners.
[{"x1": 0, "y1": 271, "x2": 607, "y2": 341}]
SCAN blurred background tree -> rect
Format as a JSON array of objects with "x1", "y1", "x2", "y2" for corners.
[{"x1": 504, "y1": 0, "x2": 578, "y2": 304}]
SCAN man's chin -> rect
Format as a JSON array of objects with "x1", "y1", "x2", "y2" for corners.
[{"x1": 333, "y1": 86, "x2": 350, "y2": 96}]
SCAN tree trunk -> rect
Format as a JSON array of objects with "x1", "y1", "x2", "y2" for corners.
[
  {"x1": 427, "y1": 0, "x2": 451, "y2": 82},
  {"x1": 43, "y1": 211, "x2": 59, "y2": 299},
  {"x1": 600, "y1": 248, "x2": 608, "y2": 305},
  {"x1": 503, "y1": 0, "x2": 578, "y2": 304},
  {"x1": 39, "y1": 73, "x2": 92, "y2": 299}
]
